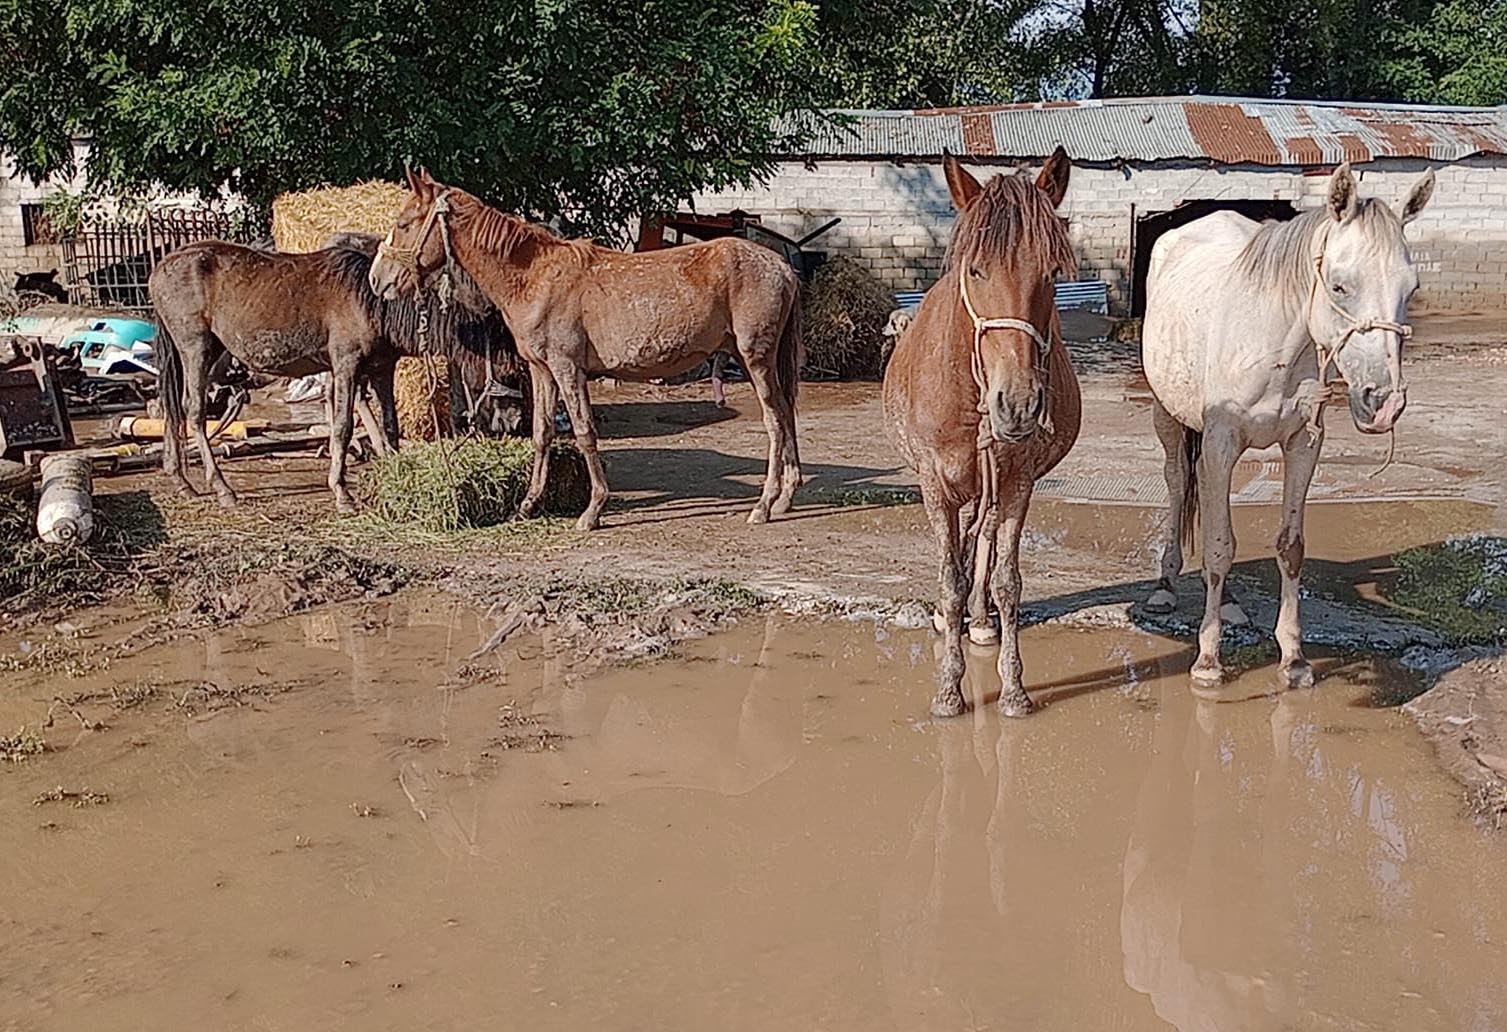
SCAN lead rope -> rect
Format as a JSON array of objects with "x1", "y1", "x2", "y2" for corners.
[
  {"x1": 1306, "y1": 235, "x2": 1412, "y2": 478},
  {"x1": 957, "y1": 272, "x2": 1054, "y2": 540},
  {"x1": 400, "y1": 194, "x2": 463, "y2": 525}
]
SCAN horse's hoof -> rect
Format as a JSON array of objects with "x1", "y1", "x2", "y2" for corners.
[
  {"x1": 747, "y1": 506, "x2": 770, "y2": 525},
  {"x1": 771, "y1": 497, "x2": 795, "y2": 517},
  {"x1": 968, "y1": 623, "x2": 1000, "y2": 646},
  {"x1": 335, "y1": 499, "x2": 358, "y2": 516},
  {"x1": 215, "y1": 493, "x2": 238, "y2": 511},
  {"x1": 1279, "y1": 659, "x2": 1316, "y2": 690},
  {"x1": 1189, "y1": 656, "x2": 1225, "y2": 690},
  {"x1": 999, "y1": 692, "x2": 1034, "y2": 718},
  {"x1": 932, "y1": 610, "x2": 947, "y2": 635},
  {"x1": 930, "y1": 691, "x2": 966, "y2": 718},
  {"x1": 574, "y1": 512, "x2": 601, "y2": 532},
  {"x1": 1144, "y1": 588, "x2": 1177, "y2": 614},
  {"x1": 1220, "y1": 601, "x2": 1251, "y2": 626}
]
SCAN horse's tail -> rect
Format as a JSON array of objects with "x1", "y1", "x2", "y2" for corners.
[
  {"x1": 777, "y1": 284, "x2": 803, "y2": 418},
  {"x1": 155, "y1": 316, "x2": 187, "y2": 479},
  {"x1": 1180, "y1": 427, "x2": 1201, "y2": 555}
]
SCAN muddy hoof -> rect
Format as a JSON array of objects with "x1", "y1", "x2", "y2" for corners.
[
  {"x1": 1144, "y1": 588, "x2": 1177, "y2": 614},
  {"x1": 1219, "y1": 601, "x2": 1251, "y2": 626},
  {"x1": 998, "y1": 692, "x2": 1034, "y2": 718},
  {"x1": 930, "y1": 691, "x2": 966, "y2": 718},
  {"x1": 1189, "y1": 656, "x2": 1225, "y2": 690},
  {"x1": 968, "y1": 623, "x2": 1000, "y2": 646},
  {"x1": 575, "y1": 511, "x2": 602, "y2": 532},
  {"x1": 1279, "y1": 659, "x2": 1316, "y2": 690}
]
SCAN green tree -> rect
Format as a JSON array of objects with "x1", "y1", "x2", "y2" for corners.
[
  {"x1": 1384, "y1": 0, "x2": 1507, "y2": 104},
  {"x1": 0, "y1": 0, "x2": 825, "y2": 239}
]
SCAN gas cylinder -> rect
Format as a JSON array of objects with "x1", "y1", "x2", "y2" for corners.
[{"x1": 36, "y1": 453, "x2": 94, "y2": 545}]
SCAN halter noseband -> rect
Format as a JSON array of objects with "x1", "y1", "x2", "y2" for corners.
[
  {"x1": 1308, "y1": 229, "x2": 1411, "y2": 397},
  {"x1": 958, "y1": 270, "x2": 1054, "y2": 438},
  {"x1": 377, "y1": 191, "x2": 455, "y2": 296}
]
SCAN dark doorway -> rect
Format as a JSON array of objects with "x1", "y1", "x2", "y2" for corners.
[{"x1": 1130, "y1": 200, "x2": 1299, "y2": 317}]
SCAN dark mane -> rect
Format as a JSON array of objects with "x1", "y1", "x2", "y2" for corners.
[{"x1": 944, "y1": 171, "x2": 1077, "y2": 278}]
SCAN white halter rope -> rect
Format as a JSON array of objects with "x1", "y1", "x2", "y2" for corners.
[
  {"x1": 1305, "y1": 228, "x2": 1411, "y2": 476},
  {"x1": 956, "y1": 270, "x2": 1055, "y2": 534}
]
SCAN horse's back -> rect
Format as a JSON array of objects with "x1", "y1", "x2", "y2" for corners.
[{"x1": 1142, "y1": 211, "x2": 1262, "y2": 429}]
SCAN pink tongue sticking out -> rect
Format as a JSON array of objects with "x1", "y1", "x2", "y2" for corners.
[{"x1": 1371, "y1": 389, "x2": 1407, "y2": 432}]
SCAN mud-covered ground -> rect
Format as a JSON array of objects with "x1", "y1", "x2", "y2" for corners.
[{"x1": 4, "y1": 317, "x2": 1506, "y2": 811}]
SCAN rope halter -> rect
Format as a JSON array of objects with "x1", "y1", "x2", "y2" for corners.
[
  {"x1": 957, "y1": 270, "x2": 1054, "y2": 441},
  {"x1": 377, "y1": 190, "x2": 456, "y2": 313}
]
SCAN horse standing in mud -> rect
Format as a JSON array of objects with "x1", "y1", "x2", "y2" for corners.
[
  {"x1": 368, "y1": 168, "x2": 803, "y2": 531},
  {"x1": 883, "y1": 148, "x2": 1080, "y2": 717},
  {"x1": 1141, "y1": 162, "x2": 1434, "y2": 692},
  {"x1": 150, "y1": 235, "x2": 517, "y2": 512}
]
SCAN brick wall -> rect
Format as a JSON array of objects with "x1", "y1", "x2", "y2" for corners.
[
  {"x1": 0, "y1": 147, "x2": 94, "y2": 292},
  {"x1": 691, "y1": 155, "x2": 1507, "y2": 315}
]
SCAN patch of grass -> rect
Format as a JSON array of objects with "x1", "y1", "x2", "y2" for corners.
[
  {"x1": 1392, "y1": 536, "x2": 1507, "y2": 646},
  {"x1": 1, "y1": 725, "x2": 46, "y2": 763},
  {"x1": 363, "y1": 437, "x2": 587, "y2": 531},
  {"x1": 805, "y1": 486, "x2": 920, "y2": 508},
  {"x1": 1224, "y1": 640, "x2": 1280, "y2": 672}
]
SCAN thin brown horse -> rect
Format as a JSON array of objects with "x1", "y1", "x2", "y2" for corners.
[
  {"x1": 882, "y1": 148, "x2": 1080, "y2": 717},
  {"x1": 368, "y1": 168, "x2": 803, "y2": 530}
]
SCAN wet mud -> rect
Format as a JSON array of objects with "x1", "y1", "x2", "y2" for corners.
[{"x1": 2, "y1": 595, "x2": 1504, "y2": 1031}]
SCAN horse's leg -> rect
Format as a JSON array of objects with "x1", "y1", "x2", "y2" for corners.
[
  {"x1": 181, "y1": 341, "x2": 235, "y2": 507},
  {"x1": 1146, "y1": 399, "x2": 1187, "y2": 613},
  {"x1": 555, "y1": 364, "x2": 609, "y2": 531},
  {"x1": 327, "y1": 361, "x2": 359, "y2": 514},
  {"x1": 370, "y1": 361, "x2": 400, "y2": 452},
  {"x1": 1275, "y1": 428, "x2": 1323, "y2": 689},
  {"x1": 967, "y1": 501, "x2": 1000, "y2": 645},
  {"x1": 711, "y1": 351, "x2": 728, "y2": 408},
  {"x1": 1191, "y1": 428, "x2": 1240, "y2": 688},
  {"x1": 992, "y1": 478, "x2": 1035, "y2": 717},
  {"x1": 741, "y1": 353, "x2": 785, "y2": 525},
  {"x1": 518, "y1": 360, "x2": 559, "y2": 519},
  {"x1": 924, "y1": 488, "x2": 968, "y2": 718}
]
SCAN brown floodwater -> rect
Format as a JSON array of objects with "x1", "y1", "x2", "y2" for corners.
[{"x1": 1, "y1": 595, "x2": 1504, "y2": 1032}]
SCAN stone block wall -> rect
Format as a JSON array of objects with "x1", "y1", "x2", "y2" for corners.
[{"x1": 691, "y1": 155, "x2": 1507, "y2": 315}]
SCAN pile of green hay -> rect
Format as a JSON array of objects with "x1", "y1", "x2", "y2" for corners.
[
  {"x1": 802, "y1": 256, "x2": 894, "y2": 380},
  {"x1": 0, "y1": 492, "x2": 99, "y2": 611},
  {"x1": 364, "y1": 437, "x2": 588, "y2": 531},
  {"x1": 1392, "y1": 535, "x2": 1507, "y2": 645}
]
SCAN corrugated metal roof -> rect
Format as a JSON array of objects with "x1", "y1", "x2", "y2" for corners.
[{"x1": 786, "y1": 96, "x2": 1507, "y2": 167}]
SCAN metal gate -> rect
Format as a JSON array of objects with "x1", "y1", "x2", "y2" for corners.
[{"x1": 61, "y1": 209, "x2": 251, "y2": 314}]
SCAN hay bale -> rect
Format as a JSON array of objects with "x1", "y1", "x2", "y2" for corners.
[
  {"x1": 271, "y1": 180, "x2": 409, "y2": 253},
  {"x1": 364, "y1": 437, "x2": 588, "y2": 531},
  {"x1": 394, "y1": 355, "x2": 451, "y2": 442},
  {"x1": 801, "y1": 256, "x2": 894, "y2": 381}
]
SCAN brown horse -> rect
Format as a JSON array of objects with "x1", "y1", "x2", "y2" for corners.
[
  {"x1": 150, "y1": 236, "x2": 515, "y2": 511},
  {"x1": 368, "y1": 169, "x2": 803, "y2": 530},
  {"x1": 882, "y1": 149, "x2": 1080, "y2": 718}
]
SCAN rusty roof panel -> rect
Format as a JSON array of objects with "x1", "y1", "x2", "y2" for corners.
[
  {"x1": 1187, "y1": 102, "x2": 1283, "y2": 163},
  {"x1": 782, "y1": 97, "x2": 1507, "y2": 167}
]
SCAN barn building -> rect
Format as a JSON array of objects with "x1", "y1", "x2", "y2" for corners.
[{"x1": 691, "y1": 95, "x2": 1507, "y2": 317}]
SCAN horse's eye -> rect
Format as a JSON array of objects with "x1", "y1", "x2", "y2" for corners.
[
  {"x1": 968, "y1": 266, "x2": 985, "y2": 280},
  {"x1": 1331, "y1": 281, "x2": 1349, "y2": 297}
]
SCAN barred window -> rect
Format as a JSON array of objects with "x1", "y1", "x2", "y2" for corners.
[{"x1": 21, "y1": 204, "x2": 56, "y2": 246}]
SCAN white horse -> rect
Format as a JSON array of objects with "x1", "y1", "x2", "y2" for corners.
[{"x1": 1141, "y1": 162, "x2": 1435, "y2": 693}]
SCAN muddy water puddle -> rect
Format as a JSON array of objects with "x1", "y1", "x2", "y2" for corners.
[{"x1": 2, "y1": 596, "x2": 1505, "y2": 1032}]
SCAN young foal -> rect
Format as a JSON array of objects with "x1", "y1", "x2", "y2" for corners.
[
  {"x1": 368, "y1": 168, "x2": 803, "y2": 531},
  {"x1": 884, "y1": 149, "x2": 1080, "y2": 717},
  {"x1": 1142, "y1": 163, "x2": 1434, "y2": 692}
]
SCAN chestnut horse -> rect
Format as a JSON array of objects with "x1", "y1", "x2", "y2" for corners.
[
  {"x1": 883, "y1": 149, "x2": 1080, "y2": 718},
  {"x1": 368, "y1": 169, "x2": 803, "y2": 530}
]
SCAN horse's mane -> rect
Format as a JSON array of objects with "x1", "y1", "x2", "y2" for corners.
[
  {"x1": 1237, "y1": 200, "x2": 1404, "y2": 302},
  {"x1": 459, "y1": 195, "x2": 595, "y2": 267},
  {"x1": 309, "y1": 234, "x2": 517, "y2": 362},
  {"x1": 944, "y1": 171, "x2": 1078, "y2": 278}
]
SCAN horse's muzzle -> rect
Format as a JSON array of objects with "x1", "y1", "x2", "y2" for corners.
[
  {"x1": 1349, "y1": 384, "x2": 1407, "y2": 434},
  {"x1": 987, "y1": 385, "x2": 1045, "y2": 444}
]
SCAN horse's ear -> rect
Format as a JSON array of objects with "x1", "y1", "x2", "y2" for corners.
[
  {"x1": 943, "y1": 149, "x2": 982, "y2": 210},
  {"x1": 1327, "y1": 162, "x2": 1359, "y2": 223},
  {"x1": 1036, "y1": 145, "x2": 1071, "y2": 207},
  {"x1": 418, "y1": 166, "x2": 436, "y2": 186},
  {"x1": 404, "y1": 166, "x2": 422, "y2": 194},
  {"x1": 1400, "y1": 167, "x2": 1435, "y2": 225}
]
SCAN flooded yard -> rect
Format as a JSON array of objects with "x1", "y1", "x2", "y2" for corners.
[{"x1": 2, "y1": 594, "x2": 1503, "y2": 1031}]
